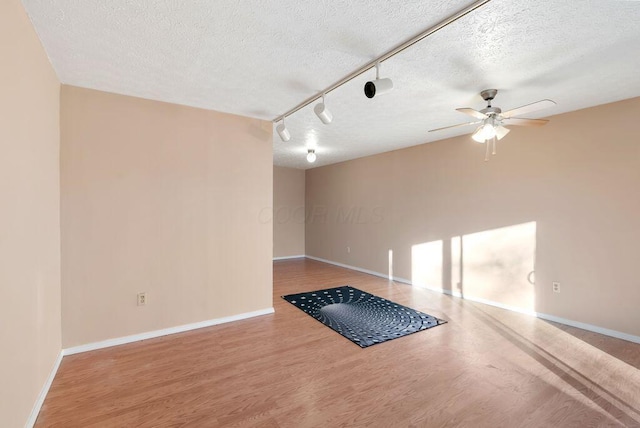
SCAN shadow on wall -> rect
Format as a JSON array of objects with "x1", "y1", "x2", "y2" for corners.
[{"x1": 410, "y1": 221, "x2": 537, "y2": 314}]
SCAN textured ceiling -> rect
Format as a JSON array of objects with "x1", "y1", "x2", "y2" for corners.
[{"x1": 23, "y1": 0, "x2": 640, "y2": 169}]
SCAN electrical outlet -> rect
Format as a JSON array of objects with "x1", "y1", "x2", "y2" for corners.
[
  {"x1": 347, "y1": 246, "x2": 351, "y2": 253},
  {"x1": 137, "y1": 292, "x2": 147, "y2": 306},
  {"x1": 552, "y1": 282, "x2": 560, "y2": 293}
]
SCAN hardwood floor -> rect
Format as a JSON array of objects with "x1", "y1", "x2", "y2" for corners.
[{"x1": 36, "y1": 259, "x2": 640, "y2": 427}]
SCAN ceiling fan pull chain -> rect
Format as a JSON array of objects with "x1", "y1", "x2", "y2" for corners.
[
  {"x1": 485, "y1": 138, "x2": 490, "y2": 161},
  {"x1": 492, "y1": 136, "x2": 497, "y2": 155}
]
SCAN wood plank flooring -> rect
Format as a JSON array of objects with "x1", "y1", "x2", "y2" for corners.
[{"x1": 36, "y1": 258, "x2": 640, "y2": 427}]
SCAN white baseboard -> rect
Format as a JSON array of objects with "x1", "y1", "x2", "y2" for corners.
[
  {"x1": 304, "y1": 255, "x2": 413, "y2": 283},
  {"x1": 63, "y1": 307, "x2": 275, "y2": 356},
  {"x1": 304, "y1": 255, "x2": 640, "y2": 345},
  {"x1": 534, "y1": 312, "x2": 640, "y2": 344},
  {"x1": 273, "y1": 255, "x2": 306, "y2": 261},
  {"x1": 438, "y1": 287, "x2": 540, "y2": 317},
  {"x1": 26, "y1": 350, "x2": 63, "y2": 428}
]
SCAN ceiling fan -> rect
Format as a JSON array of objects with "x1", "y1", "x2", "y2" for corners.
[{"x1": 429, "y1": 89, "x2": 556, "y2": 161}]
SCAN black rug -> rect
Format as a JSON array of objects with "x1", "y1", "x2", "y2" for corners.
[{"x1": 282, "y1": 286, "x2": 446, "y2": 348}]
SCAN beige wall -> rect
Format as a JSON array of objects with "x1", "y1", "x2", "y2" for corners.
[
  {"x1": 306, "y1": 97, "x2": 640, "y2": 337},
  {"x1": 0, "y1": 1, "x2": 62, "y2": 426},
  {"x1": 61, "y1": 86, "x2": 273, "y2": 348},
  {"x1": 273, "y1": 166, "x2": 305, "y2": 258}
]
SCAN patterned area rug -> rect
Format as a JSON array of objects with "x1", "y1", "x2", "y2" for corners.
[{"x1": 282, "y1": 285, "x2": 446, "y2": 348}]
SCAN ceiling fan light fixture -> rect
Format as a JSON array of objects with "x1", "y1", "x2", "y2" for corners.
[
  {"x1": 431, "y1": 89, "x2": 556, "y2": 161},
  {"x1": 482, "y1": 123, "x2": 497, "y2": 140},
  {"x1": 495, "y1": 125, "x2": 510, "y2": 140},
  {"x1": 471, "y1": 126, "x2": 486, "y2": 143},
  {"x1": 472, "y1": 122, "x2": 496, "y2": 143}
]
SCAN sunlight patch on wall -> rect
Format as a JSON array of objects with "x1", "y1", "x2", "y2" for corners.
[
  {"x1": 459, "y1": 221, "x2": 537, "y2": 312},
  {"x1": 410, "y1": 222, "x2": 537, "y2": 312},
  {"x1": 411, "y1": 240, "x2": 443, "y2": 290}
]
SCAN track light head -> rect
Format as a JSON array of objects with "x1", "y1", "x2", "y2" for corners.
[
  {"x1": 314, "y1": 94, "x2": 333, "y2": 124},
  {"x1": 364, "y1": 62, "x2": 393, "y2": 98},
  {"x1": 306, "y1": 149, "x2": 316, "y2": 163},
  {"x1": 364, "y1": 78, "x2": 394, "y2": 98},
  {"x1": 276, "y1": 120, "x2": 290, "y2": 142}
]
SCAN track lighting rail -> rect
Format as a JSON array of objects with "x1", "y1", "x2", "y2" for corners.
[{"x1": 272, "y1": 0, "x2": 492, "y2": 123}]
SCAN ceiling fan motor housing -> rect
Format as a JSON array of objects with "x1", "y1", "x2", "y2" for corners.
[{"x1": 481, "y1": 106, "x2": 502, "y2": 116}]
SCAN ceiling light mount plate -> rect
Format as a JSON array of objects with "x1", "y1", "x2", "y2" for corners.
[{"x1": 481, "y1": 89, "x2": 498, "y2": 102}]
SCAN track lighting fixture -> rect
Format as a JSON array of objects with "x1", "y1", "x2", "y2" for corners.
[
  {"x1": 306, "y1": 149, "x2": 316, "y2": 163},
  {"x1": 276, "y1": 117, "x2": 290, "y2": 142},
  {"x1": 271, "y1": 0, "x2": 493, "y2": 163},
  {"x1": 314, "y1": 94, "x2": 333, "y2": 124},
  {"x1": 364, "y1": 63, "x2": 393, "y2": 99}
]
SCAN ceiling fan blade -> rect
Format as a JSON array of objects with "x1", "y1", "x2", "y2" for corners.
[
  {"x1": 456, "y1": 108, "x2": 488, "y2": 119},
  {"x1": 504, "y1": 117, "x2": 549, "y2": 126},
  {"x1": 429, "y1": 121, "x2": 481, "y2": 133},
  {"x1": 502, "y1": 99, "x2": 556, "y2": 118}
]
